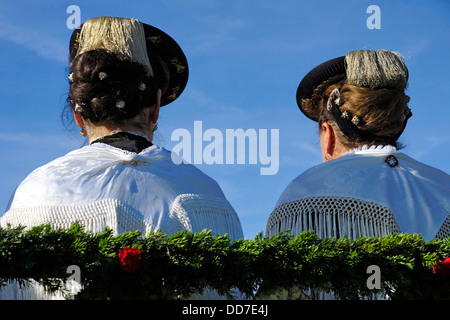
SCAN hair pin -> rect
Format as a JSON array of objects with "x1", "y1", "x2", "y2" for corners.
[
  {"x1": 116, "y1": 100, "x2": 126, "y2": 109},
  {"x1": 98, "y1": 72, "x2": 108, "y2": 80},
  {"x1": 74, "y1": 103, "x2": 83, "y2": 113},
  {"x1": 351, "y1": 116, "x2": 361, "y2": 126},
  {"x1": 341, "y1": 111, "x2": 351, "y2": 120},
  {"x1": 327, "y1": 88, "x2": 341, "y2": 111}
]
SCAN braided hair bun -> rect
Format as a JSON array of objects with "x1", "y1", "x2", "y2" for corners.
[{"x1": 68, "y1": 49, "x2": 158, "y2": 125}]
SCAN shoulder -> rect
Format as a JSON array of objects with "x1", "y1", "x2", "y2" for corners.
[
  {"x1": 139, "y1": 145, "x2": 225, "y2": 194},
  {"x1": 6, "y1": 144, "x2": 227, "y2": 210},
  {"x1": 4, "y1": 146, "x2": 97, "y2": 210},
  {"x1": 275, "y1": 159, "x2": 342, "y2": 206},
  {"x1": 276, "y1": 150, "x2": 450, "y2": 207},
  {"x1": 397, "y1": 153, "x2": 450, "y2": 185}
]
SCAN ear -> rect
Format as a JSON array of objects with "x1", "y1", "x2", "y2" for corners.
[
  {"x1": 320, "y1": 122, "x2": 336, "y2": 161},
  {"x1": 73, "y1": 111, "x2": 85, "y2": 128},
  {"x1": 149, "y1": 89, "x2": 161, "y2": 124}
]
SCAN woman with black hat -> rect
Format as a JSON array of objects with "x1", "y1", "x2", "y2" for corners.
[
  {"x1": 0, "y1": 17, "x2": 243, "y2": 299},
  {"x1": 264, "y1": 49, "x2": 449, "y2": 299},
  {"x1": 267, "y1": 49, "x2": 449, "y2": 242}
]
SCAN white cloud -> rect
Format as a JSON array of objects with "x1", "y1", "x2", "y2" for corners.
[
  {"x1": 185, "y1": 16, "x2": 250, "y2": 54},
  {"x1": 182, "y1": 86, "x2": 248, "y2": 122},
  {"x1": 0, "y1": 131, "x2": 81, "y2": 149},
  {"x1": 0, "y1": 20, "x2": 67, "y2": 63},
  {"x1": 408, "y1": 134, "x2": 450, "y2": 162}
]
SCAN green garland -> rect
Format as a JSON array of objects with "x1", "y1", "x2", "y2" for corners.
[{"x1": 1, "y1": 222, "x2": 450, "y2": 300}]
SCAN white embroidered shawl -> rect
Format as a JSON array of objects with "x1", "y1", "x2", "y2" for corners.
[
  {"x1": 1, "y1": 143, "x2": 243, "y2": 239},
  {"x1": 0, "y1": 143, "x2": 243, "y2": 300},
  {"x1": 267, "y1": 146, "x2": 450, "y2": 241},
  {"x1": 266, "y1": 145, "x2": 449, "y2": 300}
]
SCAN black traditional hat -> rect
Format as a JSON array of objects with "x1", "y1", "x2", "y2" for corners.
[
  {"x1": 296, "y1": 50, "x2": 409, "y2": 122},
  {"x1": 69, "y1": 17, "x2": 188, "y2": 107},
  {"x1": 296, "y1": 56, "x2": 346, "y2": 121},
  {"x1": 295, "y1": 50, "x2": 412, "y2": 144}
]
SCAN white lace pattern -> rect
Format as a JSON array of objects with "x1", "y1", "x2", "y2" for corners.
[{"x1": 266, "y1": 196, "x2": 401, "y2": 239}]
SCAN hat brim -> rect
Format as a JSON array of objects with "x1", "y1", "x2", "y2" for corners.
[
  {"x1": 296, "y1": 56, "x2": 345, "y2": 121},
  {"x1": 69, "y1": 22, "x2": 189, "y2": 107}
]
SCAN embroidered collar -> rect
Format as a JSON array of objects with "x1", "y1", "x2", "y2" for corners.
[
  {"x1": 91, "y1": 131, "x2": 153, "y2": 154},
  {"x1": 346, "y1": 144, "x2": 398, "y2": 155}
]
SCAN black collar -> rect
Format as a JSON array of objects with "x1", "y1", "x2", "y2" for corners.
[{"x1": 91, "y1": 132, "x2": 153, "y2": 153}]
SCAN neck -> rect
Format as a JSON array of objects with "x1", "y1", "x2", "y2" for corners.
[{"x1": 86, "y1": 124, "x2": 152, "y2": 144}]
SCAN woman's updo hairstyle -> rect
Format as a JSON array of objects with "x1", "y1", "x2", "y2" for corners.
[
  {"x1": 68, "y1": 48, "x2": 159, "y2": 125},
  {"x1": 300, "y1": 50, "x2": 412, "y2": 148}
]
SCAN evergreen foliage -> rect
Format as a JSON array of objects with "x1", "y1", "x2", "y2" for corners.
[{"x1": 1, "y1": 222, "x2": 449, "y2": 300}]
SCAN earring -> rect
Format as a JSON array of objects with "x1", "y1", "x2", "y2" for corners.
[
  {"x1": 81, "y1": 128, "x2": 87, "y2": 137},
  {"x1": 325, "y1": 154, "x2": 331, "y2": 161},
  {"x1": 152, "y1": 123, "x2": 158, "y2": 132}
]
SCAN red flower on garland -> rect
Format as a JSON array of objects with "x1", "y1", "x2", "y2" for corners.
[
  {"x1": 119, "y1": 247, "x2": 142, "y2": 272},
  {"x1": 433, "y1": 257, "x2": 450, "y2": 276}
]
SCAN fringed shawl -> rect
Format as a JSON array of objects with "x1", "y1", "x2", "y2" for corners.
[{"x1": 267, "y1": 146, "x2": 450, "y2": 241}]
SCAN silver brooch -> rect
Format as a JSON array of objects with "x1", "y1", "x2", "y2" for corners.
[
  {"x1": 121, "y1": 160, "x2": 148, "y2": 167},
  {"x1": 385, "y1": 155, "x2": 399, "y2": 168}
]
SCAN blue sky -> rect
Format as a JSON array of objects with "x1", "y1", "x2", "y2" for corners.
[{"x1": 0, "y1": 0, "x2": 449, "y2": 238}]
